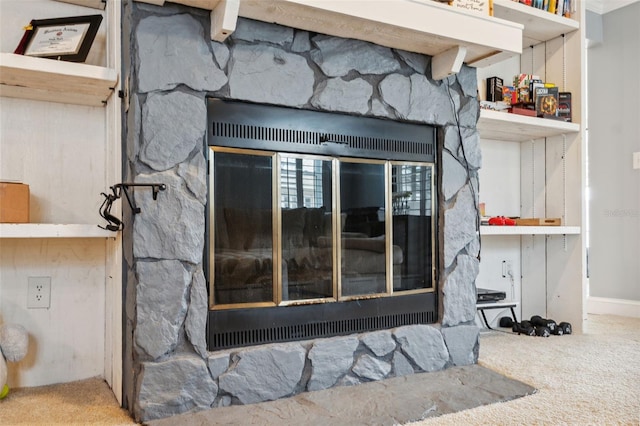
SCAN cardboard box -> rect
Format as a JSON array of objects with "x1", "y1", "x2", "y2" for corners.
[
  {"x1": 515, "y1": 218, "x2": 561, "y2": 226},
  {"x1": 0, "y1": 182, "x2": 30, "y2": 223}
]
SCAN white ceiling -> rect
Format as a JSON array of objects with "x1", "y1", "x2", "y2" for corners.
[{"x1": 585, "y1": 0, "x2": 640, "y2": 14}]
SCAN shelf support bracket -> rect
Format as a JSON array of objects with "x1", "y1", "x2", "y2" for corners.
[
  {"x1": 211, "y1": 0, "x2": 240, "y2": 42},
  {"x1": 431, "y1": 45, "x2": 467, "y2": 81}
]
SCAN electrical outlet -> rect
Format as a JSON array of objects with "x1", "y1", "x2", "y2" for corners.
[
  {"x1": 501, "y1": 260, "x2": 513, "y2": 278},
  {"x1": 633, "y1": 152, "x2": 640, "y2": 170},
  {"x1": 27, "y1": 277, "x2": 51, "y2": 309}
]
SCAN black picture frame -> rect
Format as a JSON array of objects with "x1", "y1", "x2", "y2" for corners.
[{"x1": 14, "y1": 14, "x2": 103, "y2": 63}]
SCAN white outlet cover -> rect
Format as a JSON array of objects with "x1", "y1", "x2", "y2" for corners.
[
  {"x1": 27, "y1": 276, "x2": 51, "y2": 309},
  {"x1": 633, "y1": 152, "x2": 640, "y2": 170}
]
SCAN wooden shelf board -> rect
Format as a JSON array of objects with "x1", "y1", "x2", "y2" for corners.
[
  {"x1": 0, "y1": 223, "x2": 117, "y2": 238},
  {"x1": 54, "y1": 0, "x2": 106, "y2": 9},
  {"x1": 0, "y1": 53, "x2": 118, "y2": 107},
  {"x1": 138, "y1": 0, "x2": 523, "y2": 66},
  {"x1": 480, "y1": 225, "x2": 581, "y2": 235},
  {"x1": 478, "y1": 109, "x2": 580, "y2": 141},
  {"x1": 493, "y1": 0, "x2": 579, "y2": 46}
]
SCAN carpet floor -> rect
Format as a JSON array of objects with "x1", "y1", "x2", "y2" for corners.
[{"x1": 0, "y1": 314, "x2": 638, "y2": 425}]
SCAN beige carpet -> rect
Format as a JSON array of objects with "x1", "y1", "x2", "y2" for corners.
[{"x1": 0, "y1": 314, "x2": 638, "y2": 425}]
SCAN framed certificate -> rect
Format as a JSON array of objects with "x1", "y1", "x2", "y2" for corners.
[{"x1": 14, "y1": 15, "x2": 103, "y2": 63}]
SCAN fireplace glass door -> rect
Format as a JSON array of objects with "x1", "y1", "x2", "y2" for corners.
[{"x1": 210, "y1": 148, "x2": 434, "y2": 309}]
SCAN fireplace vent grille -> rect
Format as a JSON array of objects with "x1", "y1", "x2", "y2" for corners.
[
  {"x1": 211, "y1": 122, "x2": 434, "y2": 158},
  {"x1": 209, "y1": 306, "x2": 436, "y2": 350},
  {"x1": 208, "y1": 99, "x2": 436, "y2": 162}
]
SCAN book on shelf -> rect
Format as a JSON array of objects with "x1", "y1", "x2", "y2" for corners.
[{"x1": 535, "y1": 87, "x2": 559, "y2": 117}]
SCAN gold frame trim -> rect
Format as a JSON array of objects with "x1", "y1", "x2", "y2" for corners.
[{"x1": 208, "y1": 148, "x2": 436, "y2": 310}]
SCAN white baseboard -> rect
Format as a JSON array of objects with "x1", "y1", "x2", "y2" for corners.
[{"x1": 587, "y1": 297, "x2": 640, "y2": 318}]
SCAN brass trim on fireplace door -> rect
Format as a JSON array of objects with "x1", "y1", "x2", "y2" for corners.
[
  {"x1": 385, "y1": 161, "x2": 393, "y2": 295},
  {"x1": 273, "y1": 153, "x2": 282, "y2": 305},
  {"x1": 209, "y1": 146, "x2": 279, "y2": 311}
]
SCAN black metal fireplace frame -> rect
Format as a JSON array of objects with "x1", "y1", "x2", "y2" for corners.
[{"x1": 205, "y1": 99, "x2": 439, "y2": 350}]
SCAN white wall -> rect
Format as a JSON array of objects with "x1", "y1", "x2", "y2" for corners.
[
  {"x1": 587, "y1": 2, "x2": 640, "y2": 313},
  {"x1": 0, "y1": 0, "x2": 110, "y2": 387}
]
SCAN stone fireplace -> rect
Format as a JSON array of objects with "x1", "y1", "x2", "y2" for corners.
[{"x1": 122, "y1": 2, "x2": 481, "y2": 422}]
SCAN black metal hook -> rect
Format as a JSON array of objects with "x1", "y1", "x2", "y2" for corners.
[{"x1": 98, "y1": 182, "x2": 166, "y2": 232}]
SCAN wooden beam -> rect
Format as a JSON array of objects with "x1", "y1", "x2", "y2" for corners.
[
  {"x1": 211, "y1": 0, "x2": 240, "y2": 42},
  {"x1": 431, "y1": 45, "x2": 467, "y2": 80}
]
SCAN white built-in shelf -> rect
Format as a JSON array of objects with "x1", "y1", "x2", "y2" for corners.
[
  {"x1": 54, "y1": 0, "x2": 106, "y2": 9},
  {"x1": 138, "y1": 0, "x2": 523, "y2": 67},
  {"x1": 0, "y1": 224, "x2": 117, "y2": 239},
  {"x1": 493, "y1": 0, "x2": 579, "y2": 47},
  {"x1": 478, "y1": 109, "x2": 580, "y2": 141},
  {"x1": 0, "y1": 53, "x2": 118, "y2": 107},
  {"x1": 480, "y1": 225, "x2": 581, "y2": 235}
]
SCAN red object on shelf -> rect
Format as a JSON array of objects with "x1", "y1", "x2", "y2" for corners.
[{"x1": 488, "y1": 216, "x2": 516, "y2": 226}]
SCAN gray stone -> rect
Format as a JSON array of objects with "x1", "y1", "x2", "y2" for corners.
[
  {"x1": 336, "y1": 375, "x2": 361, "y2": 387},
  {"x1": 392, "y1": 352, "x2": 415, "y2": 377},
  {"x1": 456, "y1": 65, "x2": 478, "y2": 98},
  {"x1": 207, "y1": 353, "x2": 231, "y2": 380},
  {"x1": 444, "y1": 125, "x2": 461, "y2": 154},
  {"x1": 396, "y1": 50, "x2": 430, "y2": 75},
  {"x1": 407, "y1": 74, "x2": 454, "y2": 125},
  {"x1": 135, "y1": 260, "x2": 190, "y2": 359},
  {"x1": 311, "y1": 35, "x2": 401, "y2": 77},
  {"x1": 466, "y1": 234, "x2": 481, "y2": 259},
  {"x1": 361, "y1": 330, "x2": 396, "y2": 357},
  {"x1": 177, "y1": 152, "x2": 208, "y2": 205},
  {"x1": 442, "y1": 325, "x2": 480, "y2": 366},
  {"x1": 141, "y1": 91, "x2": 206, "y2": 171},
  {"x1": 137, "y1": 355, "x2": 217, "y2": 421},
  {"x1": 211, "y1": 41, "x2": 230, "y2": 70},
  {"x1": 133, "y1": 172, "x2": 205, "y2": 265},
  {"x1": 370, "y1": 99, "x2": 389, "y2": 118},
  {"x1": 443, "y1": 185, "x2": 478, "y2": 268},
  {"x1": 308, "y1": 336, "x2": 359, "y2": 391},
  {"x1": 394, "y1": 325, "x2": 449, "y2": 373},
  {"x1": 136, "y1": 14, "x2": 227, "y2": 93},
  {"x1": 229, "y1": 44, "x2": 314, "y2": 107},
  {"x1": 127, "y1": 93, "x2": 141, "y2": 161},
  {"x1": 442, "y1": 255, "x2": 480, "y2": 327},
  {"x1": 232, "y1": 18, "x2": 293, "y2": 45},
  {"x1": 353, "y1": 354, "x2": 392, "y2": 381},
  {"x1": 291, "y1": 31, "x2": 311, "y2": 52},
  {"x1": 311, "y1": 78, "x2": 372, "y2": 115},
  {"x1": 461, "y1": 128, "x2": 482, "y2": 169},
  {"x1": 458, "y1": 96, "x2": 480, "y2": 128},
  {"x1": 218, "y1": 343, "x2": 306, "y2": 404},
  {"x1": 215, "y1": 395, "x2": 232, "y2": 407},
  {"x1": 185, "y1": 268, "x2": 208, "y2": 357},
  {"x1": 379, "y1": 74, "x2": 411, "y2": 119},
  {"x1": 442, "y1": 151, "x2": 468, "y2": 201}
]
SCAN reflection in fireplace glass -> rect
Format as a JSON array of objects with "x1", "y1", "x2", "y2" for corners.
[
  {"x1": 213, "y1": 150, "x2": 274, "y2": 305},
  {"x1": 210, "y1": 148, "x2": 434, "y2": 308},
  {"x1": 340, "y1": 161, "x2": 387, "y2": 296},
  {"x1": 392, "y1": 164, "x2": 433, "y2": 291},
  {"x1": 280, "y1": 155, "x2": 334, "y2": 301}
]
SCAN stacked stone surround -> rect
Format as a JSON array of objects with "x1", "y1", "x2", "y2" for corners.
[{"x1": 123, "y1": 3, "x2": 482, "y2": 422}]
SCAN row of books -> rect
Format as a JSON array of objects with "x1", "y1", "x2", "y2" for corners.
[{"x1": 513, "y1": 0, "x2": 575, "y2": 18}]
